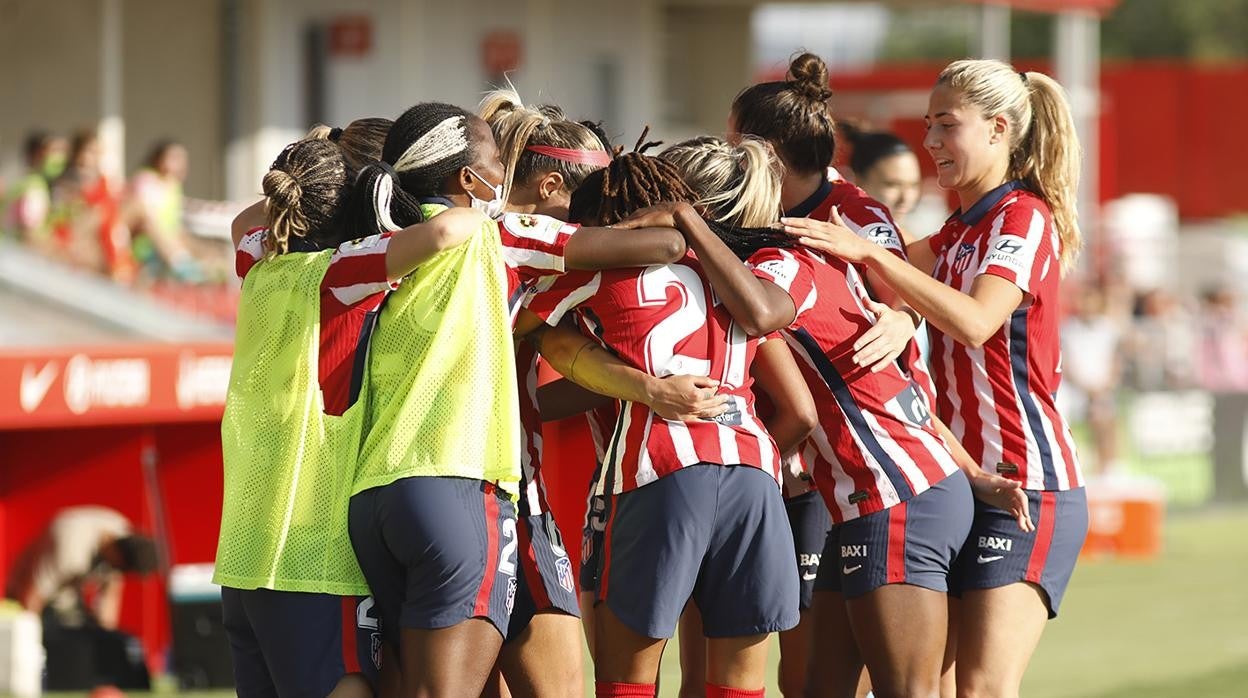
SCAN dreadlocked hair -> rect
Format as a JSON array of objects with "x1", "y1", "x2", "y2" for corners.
[
  {"x1": 262, "y1": 138, "x2": 349, "y2": 256},
  {"x1": 479, "y1": 88, "x2": 609, "y2": 197},
  {"x1": 568, "y1": 137, "x2": 694, "y2": 226},
  {"x1": 351, "y1": 102, "x2": 488, "y2": 234},
  {"x1": 659, "y1": 136, "x2": 783, "y2": 229},
  {"x1": 731, "y1": 52, "x2": 837, "y2": 175},
  {"x1": 568, "y1": 139, "x2": 793, "y2": 261}
]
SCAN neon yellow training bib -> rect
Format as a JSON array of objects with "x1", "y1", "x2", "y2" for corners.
[
  {"x1": 353, "y1": 204, "x2": 520, "y2": 496},
  {"x1": 214, "y1": 249, "x2": 369, "y2": 595}
]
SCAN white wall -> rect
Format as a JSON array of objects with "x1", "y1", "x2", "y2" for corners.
[{"x1": 227, "y1": 0, "x2": 666, "y2": 197}]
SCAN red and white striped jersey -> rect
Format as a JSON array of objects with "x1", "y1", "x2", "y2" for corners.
[
  {"x1": 572, "y1": 308, "x2": 624, "y2": 465},
  {"x1": 514, "y1": 339, "x2": 550, "y2": 517},
  {"x1": 925, "y1": 181, "x2": 1082, "y2": 491},
  {"x1": 527, "y1": 255, "x2": 782, "y2": 495},
  {"x1": 499, "y1": 212, "x2": 579, "y2": 323},
  {"x1": 236, "y1": 228, "x2": 397, "y2": 416},
  {"x1": 749, "y1": 247, "x2": 961, "y2": 524},
  {"x1": 493, "y1": 213, "x2": 578, "y2": 515},
  {"x1": 789, "y1": 176, "x2": 907, "y2": 260},
  {"x1": 789, "y1": 178, "x2": 937, "y2": 407}
]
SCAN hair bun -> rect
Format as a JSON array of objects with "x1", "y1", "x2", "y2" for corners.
[
  {"x1": 262, "y1": 168, "x2": 303, "y2": 210},
  {"x1": 788, "y1": 52, "x2": 833, "y2": 103}
]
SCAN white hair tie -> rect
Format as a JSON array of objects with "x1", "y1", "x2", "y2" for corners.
[{"x1": 373, "y1": 171, "x2": 401, "y2": 233}]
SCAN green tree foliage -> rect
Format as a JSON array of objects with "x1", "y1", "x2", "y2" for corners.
[{"x1": 883, "y1": 0, "x2": 1248, "y2": 62}]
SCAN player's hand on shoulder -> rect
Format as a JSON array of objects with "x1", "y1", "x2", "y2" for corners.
[{"x1": 782, "y1": 207, "x2": 876, "y2": 263}]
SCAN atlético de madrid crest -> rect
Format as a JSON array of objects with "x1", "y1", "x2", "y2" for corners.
[{"x1": 953, "y1": 242, "x2": 977, "y2": 274}]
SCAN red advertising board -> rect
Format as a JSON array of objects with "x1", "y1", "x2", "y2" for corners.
[{"x1": 0, "y1": 343, "x2": 233, "y2": 430}]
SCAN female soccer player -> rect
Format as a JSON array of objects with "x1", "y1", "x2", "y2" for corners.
[
  {"x1": 530, "y1": 147, "x2": 816, "y2": 698},
  {"x1": 658, "y1": 135, "x2": 826, "y2": 698},
  {"x1": 626, "y1": 186, "x2": 1036, "y2": 697},
  {"x1": 345, "y1": 103, "x2": 707, "y2": 696},
  {"x1": 478, "y1": 89, "x2": 726, "y2": 698},
  {"x1": 217, "y1": 128, "x2": 492, "y2": 698},
  {"x1": 783, "y1": 58, "x2": 1084, "y2": 698},
  {"x1": 729, "y1": 52, "x2": 927, "y2": 404}
]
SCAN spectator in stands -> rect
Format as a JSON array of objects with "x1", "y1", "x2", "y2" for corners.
[
  {"x1": 1195, "y1": 285, "x2": 1248, "y2": 391},
  {"x1": 1128, "y1": 289, "x2": 1197, "y2": 390},
  {"x1": 51, "y1": 129, "x2": 134, "y2": 282},
  {"x1": 1060, "y1": 284, "x2": 1125, "y2": 476},
  {"x1": 126, "y1": 139, "x2": 201, "y2": 281},
  {"x1": 3, "y1": 131, "x2": 67, "y2": 247},
  {"x1": 4, "y1": 506, "x2": 157, "y2": 689}
]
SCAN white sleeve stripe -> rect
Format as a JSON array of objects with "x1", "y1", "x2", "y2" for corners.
[
  {"x1": 503, "y1": 247, "x2": 566, "y2": 274},
  {"x1": 545, "y1": 274, "x2": 601, "y2": 326},
  {"x1": 332, "y1": 234, "x2": 390, "y2": 260},
  {"x1": 842, "y1": 207, "x2": 903, "y2": 253},
  {"x1": 330, "y1": 281, "x2": 393, "y2": 307},
  {"x1": 238, "y1": 230, "x2": 266, "y2": 260}
]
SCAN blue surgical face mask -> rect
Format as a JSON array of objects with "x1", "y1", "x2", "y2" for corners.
[{"x1": 466, "y1": 166, "x2": 506, "y2": 220}]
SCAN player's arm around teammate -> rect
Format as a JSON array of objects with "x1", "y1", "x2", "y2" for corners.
[
  {"x1": 343, "y1": 104, "x2": 541, "y2": 698},
  {"x1": 529, "y1": 151, "x2": 801, "y2": 698},
  {"x1": 624, "y1": 201, "x2": 977, "y2": 698},
  {"x1": 785, "y1": 60, "x2": 1087, "y2": 698},
  {"x1": 727, "y1": 52, "x2": 922, "y2": 373}
]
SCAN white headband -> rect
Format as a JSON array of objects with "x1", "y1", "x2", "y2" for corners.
[{"x1": 393, "y1": 116, "x2": 470, "y2": 173}]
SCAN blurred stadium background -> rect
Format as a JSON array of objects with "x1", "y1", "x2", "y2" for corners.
[{"x1": 2, "y1": 0, "x2": 1247, "y2": 695}]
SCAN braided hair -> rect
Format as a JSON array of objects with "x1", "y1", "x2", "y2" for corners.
[
  {"x1": 568, "y1": 137, "x2": 793, "y2": 261},
  {"x1": 352, "y1": 102, "x2": 489, "y2": 234},
  {"x1": 262, "y1": 138, "x2": 349, "y2": 255}
]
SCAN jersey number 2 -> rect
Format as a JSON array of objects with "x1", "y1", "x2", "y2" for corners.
[{"x1": 638, "y1": 264, "x2": 712, "y2": 378}]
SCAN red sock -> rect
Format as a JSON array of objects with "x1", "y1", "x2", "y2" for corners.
[
  {"x1": 595, "y1": 681, "x2": 657, "y2": 697},
  {"x1": 705, "y1": 684, "x2": 765, "y2": 698}
]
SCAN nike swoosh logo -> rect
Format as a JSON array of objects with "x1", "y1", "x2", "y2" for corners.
[
  {"x1": 20, "y1": 362, "x2": 58, "y2": 413},
  {"x1": 977, "y1": 555, "x2": 1005, "y2": 564},
  {"x1": 842, "y1": 564, "x2": 863, "y2": 575},
  {"x1": 802, "y1": 571, "x2": 818, "y2": 581}
]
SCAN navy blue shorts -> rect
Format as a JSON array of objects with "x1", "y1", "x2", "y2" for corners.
[
  {"x1": 353, "y1": 596, "x2": 383, "y2": 681},
  {"x1": 785, "y1": 490, "x2": 832, "y2": 611},
  {"x1": 816, "y1": 471, "x2": 973, "y2": 598},
  {"x1": 221, "y1": 588, "x2": 375, "y2": 697},
  {"x1": 348, "y1": 476, "x2": 518, "y2": 641},
  {"x1": 598, "y1": 464, "x2": 800, "y2": 639},
  {"x1": 950, "y1": 486, "x2": 1088, "y2": 618},
  {"x1": 506, "y1": 511, "x2": 581, "y2": 643},
  {"x1": 579, "y1": 493, "x2": 607, "y2": 593}
]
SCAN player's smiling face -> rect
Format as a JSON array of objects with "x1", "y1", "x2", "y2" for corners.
[{"x1": 924, "y1": 84, "x2": 1004, "y2": 193}]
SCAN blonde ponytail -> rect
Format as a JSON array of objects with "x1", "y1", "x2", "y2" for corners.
[
  {"x1": 659, "y1": 136, "x2": 783, "y2": 228},
  {"x1": 479, "y1": 86, "x2": 609, "y2": 199},
  {"x1": 479, "y1": 88, "x2": 546, "y2": 197},
  {"x1": 938, "y1": 59, "x2": 1082, "y2": 273},
  {"x1": 1018, "y1": 71, "x2": 1082, "y2": 272}
]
